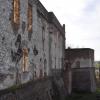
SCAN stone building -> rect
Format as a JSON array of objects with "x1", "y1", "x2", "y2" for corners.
[
  {"x1": 65, "y1": 48, "x2": 96, "y2": 92},
  {"x1": 65, "y1": 48, "x2": 94, "y2": 68},
  {"x1": 0, "y1": 0, "x2": 65, "y2": 90}
]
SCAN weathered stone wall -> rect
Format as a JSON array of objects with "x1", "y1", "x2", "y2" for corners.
[
  {"x1": 49, "y1": 24, "x2": 64, "y2": 71},
  {"x1": 0, "y1": 0, "x2": 16, "y2": 89},
  {"x1": 72, "y1": 67, "x2": 96, "y2": 92},
  {"x1": 0, "y1": 77, "x2": 66, "y2": 100},
  {"x1": 65, "y1": 48, "x2": 94, "y2": 68},
  {"x1": 63, "y1": 69, "x2": 72, "y2": 95},
  {"x1": 0, "y1": 0, "x2": 65, "y2": 90}
]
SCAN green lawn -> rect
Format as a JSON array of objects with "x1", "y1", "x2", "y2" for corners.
[{"x1": 66, "y1": 89, "x2": 100, "y2": 100}]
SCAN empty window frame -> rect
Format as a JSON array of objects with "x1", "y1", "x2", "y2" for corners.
[
  {"x1": 13, "y1": 0, "x2": 20, "y2": 25},
  {"x1": 76, "y1": 61, "x2": 80, "y2": 68},
  {"x1": 22, "y1": 48, "x2": 29, "y2": 72},
  {"x1": 28, "y1": 3, "x2": 32, "y2": 33},
  {"x1": 44, "y1": 59, "x2": 47, "y2": 76}
]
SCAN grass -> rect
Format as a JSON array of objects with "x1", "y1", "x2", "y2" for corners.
[
  {"x1": 66, "y1": 79, "x2": 100, "y2": 100},
  {"x1": 66, "y1": 89, "x2": 100, "y2": 100}
]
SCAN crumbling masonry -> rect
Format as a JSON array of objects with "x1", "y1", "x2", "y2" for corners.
[{"x1": 0, "y1": 0, "x2": 65, "y2": 90}]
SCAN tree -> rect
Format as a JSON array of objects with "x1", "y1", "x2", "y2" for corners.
[{"x1": 95, "y1": 62, "x2": 100, "y2": 80}]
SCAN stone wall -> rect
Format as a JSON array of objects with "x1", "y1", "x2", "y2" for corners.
[
  {"x1": 0, "y1": 0, "x2": 65, "y2": 90},
  {"x1": 65, "y1": 48, "x2": 94, "y2": 68},
  {"x1": 72, "y1": 67, "x2": 96, "y2": 92},
  {"x1": 0, "y1": 77, "x2": 66, "y2": 100},
  {"x1": 63, "y1": 69, "x2": 72, "y2": 95}
]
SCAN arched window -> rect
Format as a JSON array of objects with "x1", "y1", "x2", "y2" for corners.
[{"x1": 13, "y1": 0, "x2": 20, "y2": 24}]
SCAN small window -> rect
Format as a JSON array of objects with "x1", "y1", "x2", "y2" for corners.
[
  {"x1": 28, "y1": 3, "x2": 32, "y2": 33},
  {"x1": 39, "y1": 58, "x2": 43, "y2": 78},
  {"x1": 34, "y1": 71, "x2": 37, "y2": 78},
  {"x1": 13, "y1": 0, "x2": 20, "y2": 24},
  {"x1": 44, "y1": 59, "x2": 47, "y2": 71},
  {"x1": 44, "y1": 59, "x2": 47, "y2": 77},
  {"x1": 39, "y1": 69, "x2": 43, "y2": 78},
  {"x1": 76, "y1": 61, "x2": 80, "y2": 68},
  {"x1": 42, "y1": 27, "x2": 45, "y2": 51},
  {"x1": 42, "y1": 26, "x2": 45, "y2": 40},
  {"x1": 22, "y1": 48, "x2": 29, "y2": 72}
]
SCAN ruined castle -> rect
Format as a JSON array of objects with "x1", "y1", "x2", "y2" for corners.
[
  {"x1": 0, "y1": 1, "x2": 97, "y2": 100},
  {"x1": 0, "y1": 0, "x2": 65, "y2": 89}
]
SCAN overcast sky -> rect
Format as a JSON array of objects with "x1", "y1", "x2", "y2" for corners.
[{"x1": 40, "y1": 0, "x2": 100, "y2": 61}]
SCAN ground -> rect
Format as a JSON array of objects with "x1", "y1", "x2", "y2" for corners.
[
  {"x1": 66, "y1": 80, "x2": 100, "y2": 100},
  {"x1": 66, "y1": 91, "x2": 98, "y2": 100}
]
